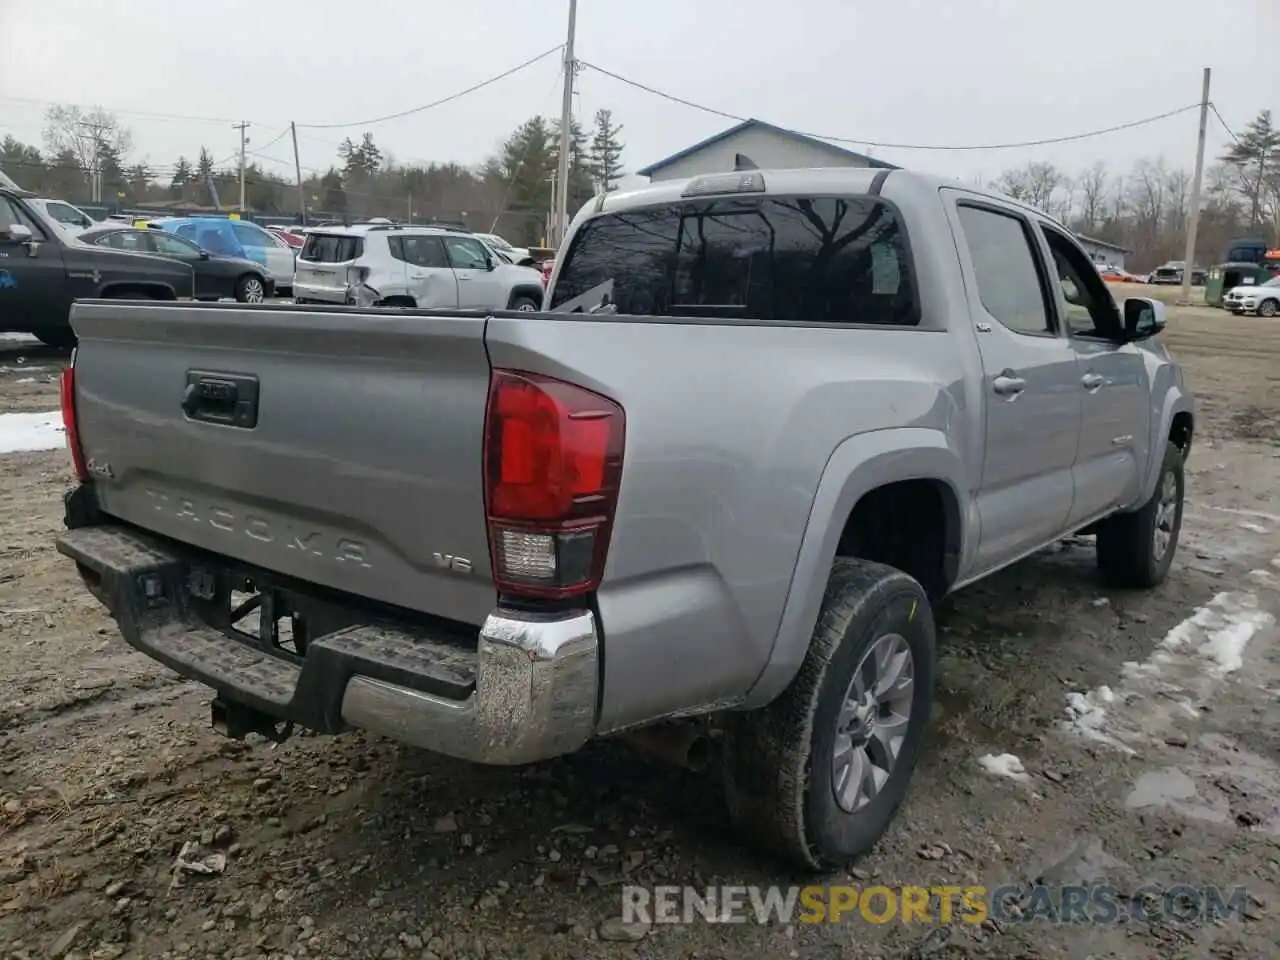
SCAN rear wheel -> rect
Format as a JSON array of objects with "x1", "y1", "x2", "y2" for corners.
[
  {"x1": 234, "y1": 274, "x2": 266, "y2": 303},
  {"x1": 511, "y1": 296, "x2": 540, "y2": 312},
  {"x1": 722, "y1": 559, "x2": 936, "y2": 871}
]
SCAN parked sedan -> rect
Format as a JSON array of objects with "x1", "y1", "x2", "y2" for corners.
[{"x1": 78, "y1": 225, "x2": 276, "y2": 302}]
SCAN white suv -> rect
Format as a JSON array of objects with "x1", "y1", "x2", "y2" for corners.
[{"x1": 293, "y1": 225, "x2": 545, "y2": 311}]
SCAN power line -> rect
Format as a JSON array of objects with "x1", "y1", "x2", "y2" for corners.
[
  {"x1": 578, "y1": 60, "x2": 1202, "y2": 152},
  {"x1": 1209, "y1": 103, "x2": 1242, "y2": 145},
  {"x1": 0, "y1": 96, "x2": 249, "y2": 126},
  {"x1": 294, "y1": 44, "x2": 564, "y2": 130}
]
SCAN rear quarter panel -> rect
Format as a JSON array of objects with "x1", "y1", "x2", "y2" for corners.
[{"x1": 486, "y1": 308, "x2": 977, "y2": 732}]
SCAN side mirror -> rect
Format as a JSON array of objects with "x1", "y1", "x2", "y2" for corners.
[
  {"x1": 6, "y1": 224, "x2": 33, "y2": 244},
  {"x1": 484, "y1": 254, "x2": 496, "y2": 271},
  {"x1": 199, "y1": 250, "x2": 210, "y2": 260},
  {"x1": 1124, "y1": 297, "x2": 1165, "y2": 341}
]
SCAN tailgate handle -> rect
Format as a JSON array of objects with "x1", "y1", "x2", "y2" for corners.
[{"x1": 182, "y1": 371, "x2": 260, "y2": 429}]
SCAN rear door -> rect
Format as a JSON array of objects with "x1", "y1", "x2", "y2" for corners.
[
  {"x1": 943, "y1": 193, "x2": 1081, "y2": 572},
  {"x1": 393, "y1": 235, "x2": 458, "y2": 307},
  {"x1": 444, "y1": 235, "x2": 506, "y2": 308}
]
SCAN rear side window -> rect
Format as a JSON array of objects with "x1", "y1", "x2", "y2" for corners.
[
  {"x1": 388, "y1": 235, "x2": 449, "y2": 268},
  {"x1": 955, "y1": 205, "x2": 1053, "y2": 336},
  {"x1": 549, "y1": 196, "x2": 918, "y2": 325},
  {"x1": 301, "y1": 233, "x2": 364, "y2": 262}
]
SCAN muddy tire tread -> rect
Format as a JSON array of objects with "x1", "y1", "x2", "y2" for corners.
[
  {"x1": 722, "y1": 558, "x2": 924, "y2": 871},
  {"x1": 1096, "y1": 441, "x2": 1184, "y2": 589}
]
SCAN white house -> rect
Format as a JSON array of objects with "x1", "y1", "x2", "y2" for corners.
[{"x1": 637, "y1": 119, "x2": 897, "y2": 182}]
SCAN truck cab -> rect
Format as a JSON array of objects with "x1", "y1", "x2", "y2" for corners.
[{"x1": 0, "y1": 187, "x2": 195, "y2": 347}]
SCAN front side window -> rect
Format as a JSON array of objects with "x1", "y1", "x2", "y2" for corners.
[
  {"x1": 1040, "y1": 226, "x2": 1119, "y2": 339},
  {"x1": 0, "y1": 198, "x2": 43, "y2": 237},
  {"x1": 549, "y1": 196, "x2": 918, "y2": 325},
  {"x1": 443, "y1": 236, "x2": 490, "y2": 270},
  {"x1": 955, "y1": 205, "x2": 1053, "y2": 336}
]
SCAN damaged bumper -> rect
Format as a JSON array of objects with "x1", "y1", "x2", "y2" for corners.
[{"x1": 56, "y1": 506, "x2": 600, "y2": 765}]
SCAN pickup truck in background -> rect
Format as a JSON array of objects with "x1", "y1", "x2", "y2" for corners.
[
  {"x1": 55, "y1": 167, "x2": 1194, "y2": 871},
  {"x1": 0, "y1": 185, "x2": 195, "y2": 348}
]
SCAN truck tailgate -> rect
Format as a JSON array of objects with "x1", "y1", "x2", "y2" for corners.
[{"x1": 69, "y1": 301, "x2": 496, "y2": 626}]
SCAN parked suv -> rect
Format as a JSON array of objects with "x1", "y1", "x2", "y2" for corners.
[{"x1": 293, "y1": 224, "x2": 545, "y2": 311}]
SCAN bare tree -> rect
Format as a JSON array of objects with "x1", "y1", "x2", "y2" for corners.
[
  {"x1": 42, "y1": 105, "x2": 132, "y2": 171},
  {"x1": 1077, "y1": 162, "x2": 1108, "y2": 233}
]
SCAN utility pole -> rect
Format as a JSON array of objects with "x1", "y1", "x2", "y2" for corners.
[
  {"x1": 77, "y1": 119, "x2": 107, "y2": 204},
  {"x1": 406, "y1": 193, "x2": 413, "y2": 224},
  {"x1": 1178, "y1": 67, "x2": 1211, "y2": 307},
  {"x1": 233, "y1": 121, "x2": 251, "y2": 214},
  {"x1": 290, "y1": 121, "x2": 307, "y2": 226},
  {"x1": 553, "y1": 0, "x2": 578, "y2": 248}
]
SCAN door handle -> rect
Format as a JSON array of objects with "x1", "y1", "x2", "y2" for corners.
[
  {"x1": 457, "y1": 274, "x2": 473, "y2": 281},
  {"x1": 1081, "y1": 372, "x2": 1105, "y2": 390},
  {"x1": 992, "y1": 373, "x2": 1026, "y2": 397}
]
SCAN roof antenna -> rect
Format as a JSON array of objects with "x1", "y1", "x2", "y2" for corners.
[{"x1": 734, "y1": 153, "x2": 758, "y2": 171}]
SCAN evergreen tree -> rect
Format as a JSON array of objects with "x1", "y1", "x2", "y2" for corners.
[
  {"x1": 1219, "y1": 109, "x2": 1280, "y2": 228},
  {"x1": 170, "y1": 156, "x2": 193, "y2": 198},
  {"x1": 588, "y1": 109, "x2": 625, "y2": 191}
]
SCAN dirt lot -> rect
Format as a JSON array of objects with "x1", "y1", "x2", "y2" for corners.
[{"x1": 3, "y1": 297, "x2": 1280, "y2": 959}]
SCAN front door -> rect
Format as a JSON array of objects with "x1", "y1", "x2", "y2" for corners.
[
  {"x1": 443, "y1": 234, "x2": 505, "y2": 309},
  {"x1": 0, "y1": 196, "x2": 67, "y2": 331},
  {"x1": 1037, "y1": 224, "x2": 1147, "y2": 525},
  {"x1": 944, "y1": 193, "x2": 1081, "y2": 573}
]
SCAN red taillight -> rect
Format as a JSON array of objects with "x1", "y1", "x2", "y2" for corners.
[
  {"x1": 60, "y1": 363, "x2": 89, "y2": 483},
  {"x1": 483, "y1": 369, "x2": 624, "y2": 600}
]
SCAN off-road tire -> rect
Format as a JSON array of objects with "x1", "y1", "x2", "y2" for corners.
[
  {"x1": 1096, "y1": 440, "x2": 1185, "y2": 588},
  {"x1": 722, "y1": 558, "x2": 936, "y2": 872},
  {"x1": 511, "y1": 295, "x2": 540, "y2": 312}
]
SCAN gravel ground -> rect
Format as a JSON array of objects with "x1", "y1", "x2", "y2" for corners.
[{"x1": 2, "y1": 301, "x2": 1280, "y2": 959}]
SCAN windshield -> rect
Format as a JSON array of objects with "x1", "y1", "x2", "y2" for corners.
[{"x1": 549, "y1": 196, "x2": 918, "y2": 325}]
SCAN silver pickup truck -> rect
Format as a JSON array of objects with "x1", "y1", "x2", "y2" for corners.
[{"x1": 55, "y1": 167, "x2": 1194, "y2": 872}]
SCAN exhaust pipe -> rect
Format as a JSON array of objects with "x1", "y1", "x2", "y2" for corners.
[{"x1": 619, "y1": 723, "x2": 712, "y2": 772}]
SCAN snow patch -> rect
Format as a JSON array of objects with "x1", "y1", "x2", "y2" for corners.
[
  {"x1": 1062, "y1": 593, "x2": 1274, "y2": 753},
  {"x1": 0, "y1": 332, "x2": 38, "y2": 343},
  {"x1": 977, "y1": 753, "x2": 1030, "y2": 782},
  {"x1": 0, "y1": 410, "x2": 65, "y2": 454},
  {"x1": 1239, "y1": 521, "x2": 1269, "y2": 533}
]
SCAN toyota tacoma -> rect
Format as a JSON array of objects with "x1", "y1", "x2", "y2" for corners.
[{"x1": 55, "y1": 167, "x2": 1194, "y2": 870}]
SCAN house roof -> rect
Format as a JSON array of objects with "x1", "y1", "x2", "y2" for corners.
[
  {"x1": 1076, "y1": 233, "x2": 1131, "y2": 254},
  {"x1": 636, "y1": 118, "x2": 898, "y2": 178}
]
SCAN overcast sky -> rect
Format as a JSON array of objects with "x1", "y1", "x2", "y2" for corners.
[{"x1": 1, "y1": 0, "x2": 1276, "y2": 191}]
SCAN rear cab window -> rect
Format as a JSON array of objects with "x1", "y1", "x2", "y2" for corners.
[
  {"x1": 548, "y1": 195, "x2": 918, "y2": 325},
  {"x1": 300, "y1": 233, "x2": 364, "y2": 263}
]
